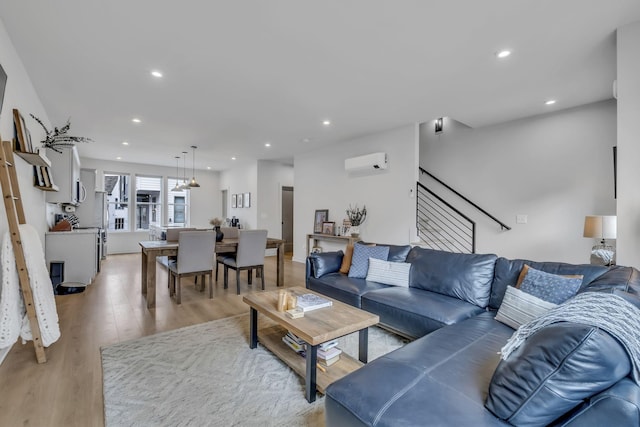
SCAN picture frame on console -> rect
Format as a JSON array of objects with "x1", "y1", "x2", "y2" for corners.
[
  {"x1": 314, "y1": 209, "x2": 328, "y2": 233},
  {"x1": 322, "y1": 221, "x2": 335, "y2": 235}
]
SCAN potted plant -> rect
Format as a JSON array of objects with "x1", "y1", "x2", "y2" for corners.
[
  {"x1": 210, "y1": 218, "x2": 224, "y2": 242},
  {"x1": 346, "y1": 205, "x2": 367, "y2": 237}
]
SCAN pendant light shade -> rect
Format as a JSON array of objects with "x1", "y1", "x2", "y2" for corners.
[
  {"x1": 171, "y1": 156, "x2": 182, "y2": 192},
  {"x1": 179, "y1": 151, "x2": 191, "y2": 191},
  {"x1": 189, "y1": 145, "x2": 200, "y2": 188}
]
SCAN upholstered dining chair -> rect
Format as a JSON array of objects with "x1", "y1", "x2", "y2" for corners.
[
  {"x1": 222, "y1": 229, "x2": 268, "y2": 295},
  {"x1": 168, "y1": 230, "x2": 216, "y2": 304},
  {"x1": 215, "y1": 227, "x2": 239, "y2": 281},
  {"x1": 165, "y1": 227, "x2": 196, "y2": 241}
]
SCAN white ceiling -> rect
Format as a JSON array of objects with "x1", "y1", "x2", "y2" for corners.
[{"x1": 1, "y1": 1, "x2": 639, "y2": 171}]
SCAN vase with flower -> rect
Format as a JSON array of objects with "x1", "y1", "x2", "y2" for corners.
[
  {"x1": 346, "y1": 205, "x2": 366, "y2": 237},
  {"x1": 209, "y1": 217, "x2": 224, "y2": 242}
]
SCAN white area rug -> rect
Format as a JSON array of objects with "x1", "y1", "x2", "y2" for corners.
[{"x1": 101, "y1": 314, "x2": 405, "y2": 427}]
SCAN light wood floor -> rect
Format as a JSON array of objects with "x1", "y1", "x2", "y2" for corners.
[{"x1": 0, "y1": 253, "x2": 306, "y2": 427}]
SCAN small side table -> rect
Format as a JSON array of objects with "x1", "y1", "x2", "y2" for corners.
[{"x1": 306, "y1": 233, "x2": 360, "y2": 255}]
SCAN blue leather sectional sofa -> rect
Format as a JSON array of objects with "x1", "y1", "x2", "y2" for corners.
[{"x1": 306, "y1": 245, "x2": 640, "y2": 426}]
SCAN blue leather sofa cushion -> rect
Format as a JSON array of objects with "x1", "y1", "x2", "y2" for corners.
[
  {"x1": 580, "y1": 266, "x2": 640, "y2": 295},
  {"x1": 485, "y1": 323, "x2": 631, "y2": 426},
  {"x1": 307, "y1": 273, "x2": 389, "y2": 308},
  {"x1": 325, "y1": 312, "x2": 513, "y2": 426},
  {"x1": 358, "y1": 242, "x2": 412, "y2": 262},
  {"x1": 490, "y1": 258, "x2": 608, "y2": 310},
  {"x1": 406, "y1": 247, "x2": 497, "y2": 308},
  {"x1": 362, "y1": 287, "x2": 485, "y2": 339},
  {"x1": 308, "y1": 250, "x2": 343, "y2": 278}
]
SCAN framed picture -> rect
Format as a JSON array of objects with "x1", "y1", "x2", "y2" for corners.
[
  {"x1": 322, "y1": 221, "x2": 335, "y2": 235},
  {"x1": 244, "y1": 192, "x2": 251, "y2": 208},
  {"x1": 314, "y1": 209, "x2": 328, "y2": 233},
  {"x1": 231, "y1": 194, "x2": 237, "y2": 208},
  {"x1": 13, "y1": 108, "x2": 33, "y2": 153},
  {"x1": 237, "y1": 193, "x2": 243, "y2": 208}
]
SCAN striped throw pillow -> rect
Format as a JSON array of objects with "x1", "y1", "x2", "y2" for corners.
[
  {"x1": 495, "y1": 286, "x2": 557, "y2": 329},
  {"x1": 365, "y1": 257, "x2": 411, "y2": 287}
]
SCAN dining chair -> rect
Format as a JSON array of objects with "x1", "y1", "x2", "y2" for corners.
[
  {"x1": 215, "y1": 227, "x2": 239, "y2": 281},
  {"x1": 165, "y1": 227, "x2": 196, "y2": 241},
  {"x1": 222, "y1": 229, "x2": 268, "y2": 295},
  {"x1": 168, "y1": 230, "x2": 216, "y2": 304}
]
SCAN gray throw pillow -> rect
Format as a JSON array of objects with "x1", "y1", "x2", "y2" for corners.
[
  {"x1": 348, "y1": 244, "x2": 389, "y2": 279},
  {"x1": 519, "y1": 266, "x2": 582, "y2": 304},
  {"x1": 494, "y1": 286, "x2": 557, "y2": 329}
]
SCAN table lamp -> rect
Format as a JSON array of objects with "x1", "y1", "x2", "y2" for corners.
[{"x1": 583, "y1": 215, "x2": 616, "y2": 266}]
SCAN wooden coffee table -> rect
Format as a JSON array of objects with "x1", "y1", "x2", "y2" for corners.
[{"x1": 242, "y1": 287, "x2": 379, "y2": 403}]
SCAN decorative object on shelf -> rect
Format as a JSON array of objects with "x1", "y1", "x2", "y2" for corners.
[
  {"x1": 29, "y1": 114, "x2": 92, "y2": 153},
  {"x1": 231, "y1": 194, "x2": 237, "y2": 208},
  {"x1": 244, "y1": 192, "x2": 251, "y2": 208},
  {"x1": 346, "y1": 204, "x2": 366, "y2": 237},
  {"x1": 188, "y1": 145, "x2": 200, "y2": 188},
  {"x1": 13, "y1": 109, "x2": 34, "y2": 153},
  {"x1": 314, "y1": 209, "x2": 329, "y2": 233},
  {"x1": 322, "y1": 221, "x2": 335, "y2": 235},
  {"x1": 209, "y1": 217, "x2": 224, "y2": 241},
  {"x1": 583, "y1": 215, "x2": 617, "y2": 266}
]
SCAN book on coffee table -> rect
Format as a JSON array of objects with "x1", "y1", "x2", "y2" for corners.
[{"x1": 296, "y1": 293, "x2": 332, "y2": 312}]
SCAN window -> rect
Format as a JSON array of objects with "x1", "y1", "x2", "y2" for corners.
[
  {"x1": 136, "y1": 176, "x2": 162, "y2": 230},
  {"x1": 105, "y1": 173, "x2": 130, "y2": 231},
  {"x1": 167, "y1": 178, "x2": 190, "y2": 226}
]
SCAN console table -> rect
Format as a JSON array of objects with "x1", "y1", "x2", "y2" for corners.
[{"x1": 306, "y1": 233, "x2": 360, "y2": 255}]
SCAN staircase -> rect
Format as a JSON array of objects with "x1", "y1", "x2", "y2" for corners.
[{"x1": 416, "y1": 168, "x2": 511, "y2": 253}]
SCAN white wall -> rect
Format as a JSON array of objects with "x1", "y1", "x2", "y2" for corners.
[
  {"x1": 220, "y1": 161, "x2": 258, "y2": 229},
  {"x1": 420, "y1": 100, "x2": 617, "y2": 264},
  {"x1": 293, "y1": 124, "x2": 418, "y2": 263},
  {"x1": 0, "y1": 18, "x2": 51, "y2": 241},
  {"x1": 616, "y1": 21, "x2": 640, "y2": 268},
  {"x1": 81, "y1": 157, "x2": 220, "y2": 253},
  {"x1": 257, "y1": 160, "x2": 294, "y2": 238}
]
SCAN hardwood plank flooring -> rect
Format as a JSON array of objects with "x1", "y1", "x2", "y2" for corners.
[{"x1": 0, "y1": 252, "x2": 306, "y2": 427}]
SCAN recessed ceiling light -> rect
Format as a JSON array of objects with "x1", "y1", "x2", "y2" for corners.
[
  {"x1": 302, "y1": 138, "x2": 310, "y2": 143},
  {"x1": 545, "y1": 99, "x2": 557, "y2": 105},
  {"x1": 132, "y1": 118, "x2": 141, "y2": 123},
  {"x1": 265, "y1": 143, "x2": 271, "y2": 147},
  {"x1": 322, "y1": 120, "x2": 331, "y2": 126},
  {"x1": 116, "y1": 156, "x2": 122, "y2": 160},
  {"x1": 122, "y1": 141, "x2": 129, "y2": 146},
  {"x1": 231, "y1": 157, "x2": 236, "y2": 160},
  {"x1": 151, "y1": 70, "x2": 163, "y2": 78},
  {"x1": 206, "y1": 166, "x2": 211, "y2": 170},
  {"x1": 496, "y1": 50, "x2": 512, "y2": 59}
]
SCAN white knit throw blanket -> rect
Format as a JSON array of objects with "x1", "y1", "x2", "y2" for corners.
[
  {"x1": 501, "y1": 292, "x2": 640, "y2": 385},
  {"x1": 0, "y1": 224, "x2": 60, "y2": 348}
]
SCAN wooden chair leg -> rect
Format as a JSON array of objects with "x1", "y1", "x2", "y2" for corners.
[
  {"x1": 177, "y1": 276, "x2": 182, "y2": 304},
  {"x1": 209, "y1": 273, "x2": 213, "y2": 299},
  {"x1": 261, "y1": 266, "x2": 265, "y2": 290},
  {"x1": 223, "y1": 265, "x2": 229, "y2": 289},
  {"x1": 236, "y1": 269, "x2": 241, "y2": 295},
  {"x1": 215, "y1": 262, "x2": 219, "y2": 282},
  {"x1": 248, "y1": 269, "x2": 252, "y2": 285}
]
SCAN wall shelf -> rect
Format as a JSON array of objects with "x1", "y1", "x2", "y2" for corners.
[{"x1": 14, "y1": 150, "x2": 51, "y2": 167}]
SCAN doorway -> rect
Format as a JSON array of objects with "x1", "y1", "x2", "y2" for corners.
[
  {"x1": 221, "y1": 189, "x2": 228, "y2": 219},
  {"x1": 282, "y1": 186, "x2": 294, "y2": 253}
]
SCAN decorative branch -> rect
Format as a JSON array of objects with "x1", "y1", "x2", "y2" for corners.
[
  {"x1": 346, "y1": 204, "x2": 367, "y2": 226},
  {"x1": 30, "y1": 114, "x2": 93, "y2": 153}
]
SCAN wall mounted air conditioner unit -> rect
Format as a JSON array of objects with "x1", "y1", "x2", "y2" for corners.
[{"x1": 345, "y1": 152, "x2": 388, "y2": 172}]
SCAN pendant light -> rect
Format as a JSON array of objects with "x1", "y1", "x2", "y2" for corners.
[
  {"x1": 171, "y1": 156, "x2": 182, "y2": 192},
  {"x1": 179, "y1": 151, "x2": 191, "y2": 191},
  {"x1": 189, "y1": 145, "x2": 200, "y2": 187}
]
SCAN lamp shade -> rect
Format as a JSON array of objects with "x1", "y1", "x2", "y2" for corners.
[{"x1": 583, "y1": 215, "x2": 617, "y2": 239}]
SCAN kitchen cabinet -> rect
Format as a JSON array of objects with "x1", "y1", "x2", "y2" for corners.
[
  {"x1": 45, "y1": 146, "x2": 86, "y2": 205},
  {"x1": 45, "y1": 229, "x2": 99, "y2": 285}
]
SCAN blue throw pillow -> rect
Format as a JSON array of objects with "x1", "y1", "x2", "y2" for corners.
[
  {"x1": 348, "y1": 244, "x2": 389, "y2": 279},
  {"x1": 519, "y1": 266, "x2": 582, "y2": 304}
]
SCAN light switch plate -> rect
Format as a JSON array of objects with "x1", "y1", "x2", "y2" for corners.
[{"x1": 516, "y1": 214, "x2": 528, "y2": 224}]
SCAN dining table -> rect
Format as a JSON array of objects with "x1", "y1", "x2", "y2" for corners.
[{"x1": 138, "y1": 237, "x2": 285, "y2": 309}]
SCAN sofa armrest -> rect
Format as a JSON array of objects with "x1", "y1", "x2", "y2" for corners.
[{"x1": 305, "y1": 251, "x2": 344, "y2": 284}]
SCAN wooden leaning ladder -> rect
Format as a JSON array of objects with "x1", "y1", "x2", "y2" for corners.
[{"x1": 0, "y1": 138, "x2": 47, "y2": 363}]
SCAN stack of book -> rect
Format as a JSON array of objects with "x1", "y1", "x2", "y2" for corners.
[
  {"x1": 282, "y1": 331, "x2": 306, "y2": 357},
  {"x1": 296, "y1": 293, "x2": 333, "y2": 312},
  {"x1": 318, "y1": 340, "x2": 342, "y2": 367}
]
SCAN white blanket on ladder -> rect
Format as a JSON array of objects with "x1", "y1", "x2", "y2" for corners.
[{"x1": 0, "y1": 224, "x2": 60, "y2": 348}]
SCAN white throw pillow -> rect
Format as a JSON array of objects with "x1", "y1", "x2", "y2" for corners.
[
  {"x1": 365, "y1": 257, "x2": 411, "y2": 287},
  {"x1": 495, "y1": 286, "x2": 557, "y2": 329}
]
